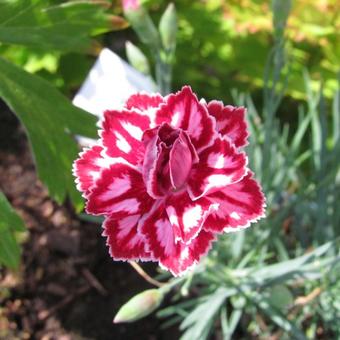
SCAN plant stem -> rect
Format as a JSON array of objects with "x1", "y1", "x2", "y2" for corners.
[{"x1": 129, "y1": 261, "x2": 165, "y2": 288}]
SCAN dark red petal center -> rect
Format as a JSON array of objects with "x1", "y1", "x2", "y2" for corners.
[
  {"x1": 142, "y1": 123, "x2": 198, "y2": 197},
  {"x1": 158, "y1": 123, "x2": 180, "y2": 146}
]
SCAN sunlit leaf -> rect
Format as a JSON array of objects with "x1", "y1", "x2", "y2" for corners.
[
  {"x1": 0, "y1": 0, "x2": 127, "y2": 52},
  {"x1": 0, "y1": 57, "x2": 97, "y2": 209}
]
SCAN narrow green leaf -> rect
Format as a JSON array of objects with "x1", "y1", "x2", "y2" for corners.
[
  {"x1": 291, "y1": 109, "x2": 311, "y2": 153},
  {"x1": 225, "y1": 308, "x2": 243, "y2": 340},
  {"x1": 249, "y1": 241, "x2": 336, "y2": 285},
  {"x1": 332, "y1": 72, "x2": 340, "y2": 144},
  {"x1": 123, "y1": 2, "x2": 160, "y2": 52},
  {"x1": 251, "y1": 292, "x2": 306, "y2": 339},
  {"x1": 180, "y1": 287, "x2": 234, "y2": 340}
]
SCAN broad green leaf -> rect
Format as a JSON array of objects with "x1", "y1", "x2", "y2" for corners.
[
  {"x1": 0, "y1": 192, "x2": 25, "y2": 269},
  {"x1": 0, "y1": 0, "x2": 128, "y2": 52},
  {"x1": 268, "y1": 285, "x2": 294, "y2": 310},
  {"x1": 0, "y1": 57, "x2": 98, "y2": 209}
]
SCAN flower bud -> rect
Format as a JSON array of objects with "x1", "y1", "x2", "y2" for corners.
[
  {"x1": 125, "y1": 41, "x2": 151, "y2": 75},
  {"x1": 122, "y1": 0, "x2": 160, "y2": 50},
  {"x1": 159, "y1": 3, "x2": 177, "y2": 51},
  {"x1": 272, "y1": 0, "x2": 291, "y2": 37},
  {"x1": 113, "y1": 289, "x2": 163, "y2": 323},
  {"x1": 122, "y1": 0, "x2": 140, "y2": 11}
]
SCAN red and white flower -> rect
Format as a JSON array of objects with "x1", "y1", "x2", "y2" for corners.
[{"x1": 73, "y1": 86, "x2": 265, "y2": 276}]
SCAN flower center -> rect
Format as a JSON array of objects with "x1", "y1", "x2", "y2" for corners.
[{"x1": 142, "y1": 123, "x2": 198, "y2": 198}]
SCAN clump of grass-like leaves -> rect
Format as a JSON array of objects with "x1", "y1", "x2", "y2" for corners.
[{"x1": 155, "y1": 1, "x2": 340, "y2": 338}]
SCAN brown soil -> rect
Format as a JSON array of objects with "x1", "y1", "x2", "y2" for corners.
[{"x1": 0, "y1": 102, "x2": 178, "y2": 340}]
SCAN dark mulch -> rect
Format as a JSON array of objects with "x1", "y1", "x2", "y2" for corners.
[{"x1": 0, "y1": 102, "x2": 177, "y2": 340}]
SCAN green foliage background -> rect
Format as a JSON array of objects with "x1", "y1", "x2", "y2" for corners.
[
  {"x1": 0, "y1": 0, "x2": 339, "y2": 338},
  {"x1": 142, "y1": 0, "x2": 339, "y2": 101}
]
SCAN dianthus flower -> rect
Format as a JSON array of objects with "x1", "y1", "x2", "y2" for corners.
[{"x1": 73, "y1": 86, "x2": 265, "y2": 276}]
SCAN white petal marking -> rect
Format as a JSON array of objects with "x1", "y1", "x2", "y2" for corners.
[
  {"x1": 117, "y1": 215, "x2": 143, "y2": 248},
  {"x1": 207, "y1": 153, "x2": 226, "y2": 169},
  {"x1": 109, "y1": 198, "x2": 140, "y2": 214},
  {"x1": 207, "y1": 174, "x2": 232, "y2": 188},
  {"x1": 115, "y1": 132, "x2": 131, "y2": 153},
  {"x1": 182, "y1": 205, "x2": 202, "y2": 232},
  {"x1": 180, "y1": 247, "x2": 190, "y2": 260},
  {"x1": 188, "y1": 103, "x2": 202, "y2": 139},
  {"x1": 89, "y1": 170, "x2": 101, "y2": 182},
  {"x1": 122, "y1": 122, "x2": 144, "y2": 140},
  {"x1": 171, "y1": 111, "x2": 180, "y2": 126},
  {"x1": 156, "y1": 218, "x2": 175, "y2": 256},
  {"x1": 95, "y1": 156, "x2": 116, "y2": 168},
  {"x1": 166, "y1": 206, "x2": 179, "y2": 226},
  {"x1": 99, "y1": 176, "x2": 131, "y2": 200},
  {"x1": 128, "y1": 234, "x2": 143, "y2": 247},
  {"x1": 216, "y1": 118, "x2": 229, "y2": 131},
  {"x1": 117, "y1": 215, "x2": 140, "y2": 238},
  {"x1": 230, "y1": 211, "x2": 241, "y2": 220}
]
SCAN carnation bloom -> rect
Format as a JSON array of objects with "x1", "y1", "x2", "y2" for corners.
[{"x1": 73, "y1": 86, "x2": 265, "y2": 276}]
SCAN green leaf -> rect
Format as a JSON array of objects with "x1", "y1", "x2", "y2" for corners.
[
  {"x1": 0, "y1": 192, "x2": 25, "y2": 269},
  {"x1": 180, "y1": 287, "x2": 234, "y2": 340},
  {"x1": 0, "y1": 0, "x2": 126, "y2": 52},
  {"x1": 123, "y1": 1, "x2": 160, "y2": 52},
  {"x1": 251, "y1": 291, "x2": 306, "y2": 340},
  {"x1": 248, "y1": 241, "x2": 338, "y2": 286},
  {"x1": 332, "y1": 72, "x2": 340, "y2": 145},
  {"x1": 268, "y1": 285, "x2": 294, "y2": 310},
  {"x1": 220, "y1": 306, "x2": 243, "y2": 340},
  {"x1": 272, "y1": 0, "x2": 292, "y2": 38},
  {"x1": 0, "y1": 57, "x2": 98, "y2": 209}
]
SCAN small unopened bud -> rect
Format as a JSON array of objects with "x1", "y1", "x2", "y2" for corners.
[
  {"x1": 122, "y1": 0, "x2": 140, "y2": 11},
  {"x1": 122, "y1": 0, "x2": 160, "y2": 49},
  {"x1": 126, "y1": 41, "x2": 151, "y2": 75},
  {"x1": 272, "y1": 0, "x2": 291, "y2": 37},
  {"x1": 113, "y1": 289, "x2": 163, "y2": 323},
  {"x1": 159, "y1": 3, "x2": 177, "y2": 51}
]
